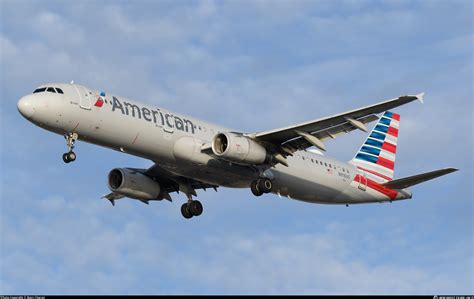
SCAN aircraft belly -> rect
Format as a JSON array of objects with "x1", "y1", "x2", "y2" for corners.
[{"x1": 270, "y1": 161, "x2": 346, "y2": 204}]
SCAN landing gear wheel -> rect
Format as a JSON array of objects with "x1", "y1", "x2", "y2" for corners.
[
  {"x1": 259, "y1": 178, "x2": 273, "y2": 194},
  {"x1": 67, "y1": 151, "x2": 76, "y2": 162},
  {"x1": 251, "y1": 180, "x2": 264, "y2": 197},
  {"x1": 189, "y1": 200, "x2": 203, "y2": 216},
  {"x1": 62, "y1": 153, "x2": 70, "y2": 163},
  {"x1": 181, "y1": 203, "x2": 193, "y2": 219}
]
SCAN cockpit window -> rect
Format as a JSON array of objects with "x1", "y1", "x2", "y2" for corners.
[
  {"x1": 33, "y1": 86, "x2": 64, "y2": 94},
  {"x1": 33, "y1": 88, "x2": 47, "y2": 93}
]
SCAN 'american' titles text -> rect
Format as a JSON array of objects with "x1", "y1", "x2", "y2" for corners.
[{"x1": 112, "y1": 96, "x2": 195, "y2": 134}]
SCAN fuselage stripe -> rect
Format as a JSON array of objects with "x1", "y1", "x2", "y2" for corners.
[
  {"x1": 354, "y1": 174, "x2": 397, "y2": 199},
  {"x1": 356, "y1": 166, "x2": 392, "y2": 181}
]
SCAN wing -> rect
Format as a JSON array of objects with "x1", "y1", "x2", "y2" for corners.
[{"x1": 254, "y1": 93, "x2": 424, "y2": 155}]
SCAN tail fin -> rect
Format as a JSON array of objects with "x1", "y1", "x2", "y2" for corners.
[{"x1": 349, "y1": 111, "x2": 400, "y2": 182}]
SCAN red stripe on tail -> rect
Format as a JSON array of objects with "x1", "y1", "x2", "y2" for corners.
[
  {"x1": 387, "y1": 126, "x2": 399, "y2": 137},
  {"x1": 376, "y1": 157, "x2": 394, "y2": 170},
  {"x1": 382, "y1": 142, "x2": 397, "y2": 154}
]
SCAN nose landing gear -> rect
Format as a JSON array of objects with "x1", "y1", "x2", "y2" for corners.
[
  {"x1": 250, "y1": 178, "x2": 273, "y2": 197},
  {"x1": 63, "y1": 132, "x2": 78, "y2": 163}
]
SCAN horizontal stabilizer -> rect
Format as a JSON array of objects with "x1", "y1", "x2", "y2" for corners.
[{"x1": 382, "y1": 168, "x2": 458, "y2": 189}]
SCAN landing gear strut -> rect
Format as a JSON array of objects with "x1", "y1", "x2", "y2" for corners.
[
  {"x1": 250, "y1": 178, "x2": 273, "y2": 196},
  {"x1": 181, "y1": 194, "x2": 203, "y2": 219},
  {"x1": 63, "y1": 132, "x2": 78, "y2": 163}
]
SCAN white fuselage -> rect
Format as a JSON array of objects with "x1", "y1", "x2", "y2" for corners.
[{"x1": 17, "y1": 83, "x2": 411, "y2": 204}]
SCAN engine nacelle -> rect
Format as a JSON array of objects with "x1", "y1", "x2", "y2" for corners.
[
  {"x1": 212, "y1": 132, "x2": 267, "y2": 165},
  {"x1": 108, "y1": 168, "x2": 161, "y2": 200}
]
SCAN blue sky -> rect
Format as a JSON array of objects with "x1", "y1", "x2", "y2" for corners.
[{"x1": 0, "y1": 0, "x2": 472, "y2": 294}]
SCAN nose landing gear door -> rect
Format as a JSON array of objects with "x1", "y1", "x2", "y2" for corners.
[{"x1": 74, "y1": 85, "x2": 92, "y2": 110}]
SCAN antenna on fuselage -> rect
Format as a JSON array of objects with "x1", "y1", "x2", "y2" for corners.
[{"x1": 70, "y1": 80, "x2": 74, "y2": 84}]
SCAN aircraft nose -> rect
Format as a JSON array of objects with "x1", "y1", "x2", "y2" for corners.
[{"x1": 17, "y1": 95, "x2": 35, "y2": 119}]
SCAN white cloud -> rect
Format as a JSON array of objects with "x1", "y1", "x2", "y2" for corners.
[{"x1": 1, "y1": 194, "x2": 471, "y2": 294}]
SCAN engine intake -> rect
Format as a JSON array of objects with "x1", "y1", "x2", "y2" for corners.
[
  {"x1": 212, "y1": 132, "x2": 267, "y2": 165},
  {"x1": 108, "y1": 168, "x2": 161, "y2": 200}
]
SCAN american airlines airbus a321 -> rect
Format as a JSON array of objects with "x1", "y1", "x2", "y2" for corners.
[{"x1": 17, "y1": 83, "x2": 458, "y2": 219}]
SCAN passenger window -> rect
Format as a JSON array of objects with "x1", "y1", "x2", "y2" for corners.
[
  {"x1": 329, "y1": 164, "x2": 332, "y2": 168},
  {"x1": 56, "y1": 88, "x2": 64, "y2": 94},
  {"x1": 33, "y1": 88, "x2": 46, "y2": 93},
  {"x1": 47, "y1": 87, "x2": 56, "y2": 93},
  {"x1": 311, "y1": 159, "x2": 314, "y2": 163},
  {"x1": 324, "y1": 162, "x2": 327, "y2": 167}
]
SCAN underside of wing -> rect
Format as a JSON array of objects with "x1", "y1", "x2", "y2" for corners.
[{"x1": 143, "y1": 163, "x2": 218, "y2": 197}]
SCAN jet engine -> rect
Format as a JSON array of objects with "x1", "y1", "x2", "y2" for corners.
[
  {"x1": 108, "y1": 168, "x2": 161, "y2": 200},
  {"x1": 212, "y1": 132, "x2": 268, "y2": 165}
]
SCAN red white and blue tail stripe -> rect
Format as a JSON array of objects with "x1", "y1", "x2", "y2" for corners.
[{"x1": 350, "y1": 111, "x2": 400, "y2": 182}]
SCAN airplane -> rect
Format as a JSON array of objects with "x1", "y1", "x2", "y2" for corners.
[{"x1": 17, "y1": 82, "x2": 458, "y2": 219}]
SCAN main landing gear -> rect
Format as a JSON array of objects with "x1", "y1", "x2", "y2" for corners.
[
  {"x1": 250, "y1": 178, "x2": 273, "y2": 197},
  {"x1": 62, "y1": 132, "x2": 78, "y2": 163},
  {"x1": 181, "y1": 194, "x2": 203, "y2": 219}
]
